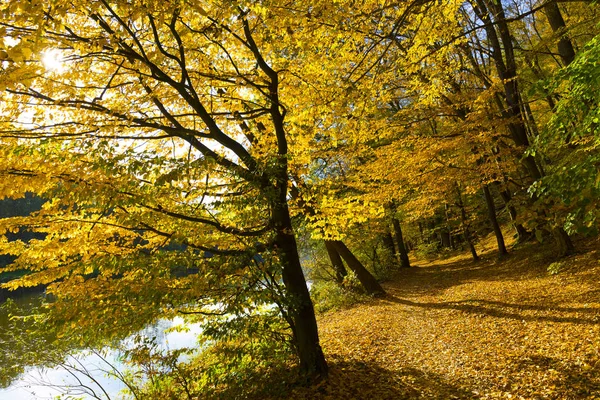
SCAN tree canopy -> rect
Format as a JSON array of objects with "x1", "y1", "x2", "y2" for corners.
[{"x1": 1, "y1": 0, "x2": 599, "y2": 394}]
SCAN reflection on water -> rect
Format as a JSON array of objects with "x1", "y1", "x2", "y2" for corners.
[{"x1": 0, "y1": 297, "x2": 203, "y2": 400}]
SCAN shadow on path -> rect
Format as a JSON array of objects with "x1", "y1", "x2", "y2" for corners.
[
  {"x1": 381, "y1": 294, "x2": 600, "y2": 325},
  {"x1": 388, "y1": 241, "x2": 600, "y2": 302},
  {"x1": 243, "y1": 357, "x2": 478, "y2": 400},
  {"x1": 506, "y1": 353, "x2": 600, "y2": 397}
]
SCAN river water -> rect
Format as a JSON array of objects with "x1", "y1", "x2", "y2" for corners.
[{"x1": 0, "y1": 294, "x2": 203, "y2": 400}]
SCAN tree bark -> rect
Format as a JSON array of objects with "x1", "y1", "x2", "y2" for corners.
[
  {"x1": 483, "y1": 184, "x2": 508, "y2": 256},
  {"x1": 467, "y1": 240, "x2": 479, "y2": 261},
  {"x1": 324, "y1": 240, "x2": 347, "y2": 284},
  {"x1": 495, "y1": 183, "x2": 530, "y2": 243},
  {"x1": 418, "y1": 221, "x2": 425, "y2": 244},
  {"x1": 543, "y1": 2, "x2": 576, "y2": 66},
  {"x1": 455, "y1": 183, "x2": 479, "y2": 262},
  {"x1": 330, "y1": 240, "x2": 385, "y2": 296},
  {"x1": 391, "y1": 218, "x2": 411, "y2": 268},
  {"x1": 265, "y1": 42, "x2": 327, "y2": 374},
  {"x1": 473, "y1": 0, "x2": 542, "y2": 180},
  {"x1": 553, "y1": 226, "x2": 575, "y2": 257},
  {"x1": 474, "y1": 0, "x2": 575, "y2": 256},
  {"x1": 440, "y1": 229, "x2": 452, "y2": 248},
  {"x1": 382, "y1": 229, "x2": 396, "y2": 257},
  {"x1": 274, "y1": 204, "x2": 328, "y2": 377}
]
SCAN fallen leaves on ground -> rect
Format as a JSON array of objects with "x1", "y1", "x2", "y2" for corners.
[{"x1": 289, "y1": 237, "x2": 600, "y2": 399}]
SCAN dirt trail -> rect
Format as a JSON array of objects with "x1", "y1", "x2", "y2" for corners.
[{"x1": 292, "y1": 239, "x2": 600, "y2": 399}]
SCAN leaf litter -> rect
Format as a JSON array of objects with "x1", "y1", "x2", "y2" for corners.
[{"x1": 288, "y1": 237, "x2": 600, "y2": 399}]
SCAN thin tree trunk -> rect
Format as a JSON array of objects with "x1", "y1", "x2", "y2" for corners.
[
  {"x1": 440, "y1": 230, "x2": 452, "y2": 248},
  {"x1": 324, "y1": 240, "x2": 347, "y2": 284},
  {"x1": 495, "y1": 182, "x2": 530, "y2": 242},
  {"x1": 467, "y1": 240, "x2": 479, "y2": 261},
  {"x1": 475, "y1": 0, "x2": 575, "y2": 256},
  {"x1": 382, "y1": 229, "x2": 396, "y2": 258},
  {"x1": 371, "y1": 246, "x2": 380, "y2": 276},
  {"x1": 391, "y1": 218, "x2": 411, "y2": 268},
  {"x1": 455, "y1": 183, "x2": 480, "y2": 261},
  {"x1": 483, "y1": 184, "x2": 508, "y2": 256},
  {"x1": 330, "y1": 240, "x2": 385, "y2": 296},
  {"x1": 444, "y1": 202, "x2": 457, "y2": 250}
]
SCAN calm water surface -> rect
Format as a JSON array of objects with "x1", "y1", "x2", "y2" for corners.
[{"x1": 0, "y1": 294, "x2": 203, "y2": 400}]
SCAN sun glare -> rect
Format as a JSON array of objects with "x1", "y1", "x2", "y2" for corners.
[{"x1": 42, "y1": 49, "x2": 64, "y2": 72}]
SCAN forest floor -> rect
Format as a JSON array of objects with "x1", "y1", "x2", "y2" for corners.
[{"x1": 289, "y1": 235, "x2": 600, "y2": 399}]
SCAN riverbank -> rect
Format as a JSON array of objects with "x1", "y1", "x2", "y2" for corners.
[{"x1": 3, "y1": 235, "x2": 599, "y2": 399}]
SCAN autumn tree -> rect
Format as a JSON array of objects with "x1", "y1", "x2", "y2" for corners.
[
  {"x1": 352, "y1": 0, "x2": 598, "y2": 257},
  {"x1": 0, "y1": 0, "x2": 329, "y2": 377},
  {"x1": 1, "y1": 0, "x2": 599, "y2": 391}
]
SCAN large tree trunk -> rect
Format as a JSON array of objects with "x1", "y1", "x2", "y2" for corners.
[
  {"x1": 473, "y1": 0, "x2": 542, "y2": 180},
  {"x1": 391, "y1": 218, "x2": 411, "y2": 268},
  {"x1": 330, "y1": 240, "x2": 385, "y2": 296},
  {"x1": 263, "y1": 38, "x2": 328, "y2": 376},
  {"x1": 553, "y1": 227, "x2": 575, "y2": 257},
  {"x1": 475, "y1": 0, "x2": 575, "y2": 256},
  {"x1": 483, "y1": 184, "x2": 508, "y2": 257},
  {"x1": 543, "y1": 2, "x2": 576, "y2": 66},
  {"x1": 324, "y1": 240, "x2": 347, "y2": 284},
  {"x1": 273, "y1": 204, "x2": 327, "y2": 377}
]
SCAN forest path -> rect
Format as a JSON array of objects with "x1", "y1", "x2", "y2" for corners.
[{"x1": 293, "y1": 238, "x2": 600, "y2": 399}]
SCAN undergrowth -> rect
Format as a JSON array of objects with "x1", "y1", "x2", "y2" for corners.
[
  {"x1": 310, "y1": 273, "x2": 371, "y2": 314},
  {"x1": 124, "y1": 236, "x2": 600, "y2": 399}
]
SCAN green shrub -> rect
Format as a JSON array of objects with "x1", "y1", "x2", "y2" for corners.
[
  {"x1": 414, "y1": 242, "x2": 439, "y2": 260},
  {"x1": 310, "y1": 276, "x2": 369, "y2": 314},
  {"x1": 372, "y1": 251, "x2": 397, "y2": 281},
  {"x1": 126, "y1": 313, "x2": 296, "y2": 400},
  {"x1": 547, "y1": 261, "x2": 565, "y2": 275}
]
